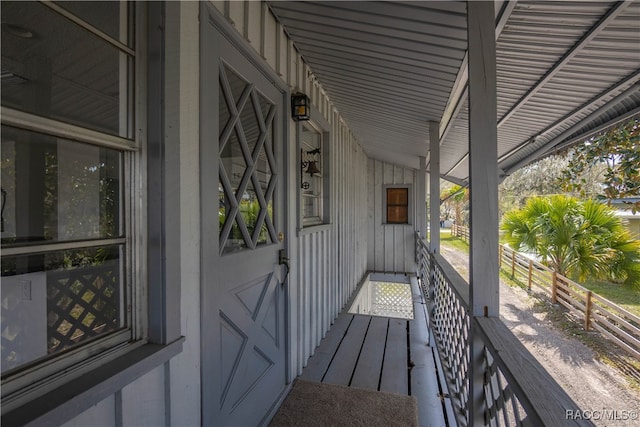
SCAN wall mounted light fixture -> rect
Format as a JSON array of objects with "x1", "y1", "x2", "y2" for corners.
[{"x1": 291, "y1": 92, "x2": 310, "y2": 121}]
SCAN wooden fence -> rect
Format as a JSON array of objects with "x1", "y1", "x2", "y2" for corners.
[{"x1": 451, "y1": 224, "x2": 640, "y2": 359}]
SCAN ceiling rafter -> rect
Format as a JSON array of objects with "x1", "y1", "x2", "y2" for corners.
[
  {"x1": 501, "y1": 81, "x2": 640, "y2": 175},
  {"x1": 496, "y1": 1, "x2": 632, "y2": 127}
]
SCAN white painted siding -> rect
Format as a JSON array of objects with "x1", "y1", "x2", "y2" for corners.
[
  {"x1": 290, "y1": 77, "x2": 369, "y2": 376},
  {"x1": 169, "y1": 2, "x2": 202, "y2": 425},
  {"x1": 121, "y1": 366, "x2": 166, "y2": 426},
  {"x1": 61, "y1": 395, "x2": 115, "y2": 427},
  {"x1": 367, "y1": 159, "x2": 417, "y2": 274}
]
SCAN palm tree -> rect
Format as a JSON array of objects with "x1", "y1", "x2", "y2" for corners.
[
  {"x1": 441, "y1": 185, "x2": 468, "y2": 226},
  {"x1": 501, "y1": 195, "x2": 640, "y2": 287}
]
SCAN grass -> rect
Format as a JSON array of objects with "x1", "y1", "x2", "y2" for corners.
[
  {"x1": 580, "y1": 279, "x2": 640, "y2": 318},
  {"x1": 440, "y1": 229, "x2": 640, "y2": 389},
  {"x1": 439, "y1": 229, "x2": 469, "y2": 253}
]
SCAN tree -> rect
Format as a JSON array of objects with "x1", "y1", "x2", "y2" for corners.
[
  {"x1": 499, "y1": 154, "x2": 604, "y2": 216},
  {"x1": 440, "y1": 185, "x2": 468, "y2": 226},
  {"x1": 501, "y1": 195, "x2": 640, "y2": 288},
  {"x1": 560, "y1": 118, "x2": 640, "y2": 212}
]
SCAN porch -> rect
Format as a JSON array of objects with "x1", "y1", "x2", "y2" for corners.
[
  {"x1": 298, "y1": 275, "x2": 454, "y2": 426},
  {"x1": 280, "y1": 238, "x2": 586, "y2": 427},
  {"x1": 1, "y1": 1, "x2": 638, "y2": 426}
]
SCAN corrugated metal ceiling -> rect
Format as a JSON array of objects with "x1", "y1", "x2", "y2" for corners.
[{"x1": 269, "y1": 1, "x2": 640, "y2": 183}]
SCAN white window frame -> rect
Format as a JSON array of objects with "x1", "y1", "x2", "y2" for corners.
[{"x1": 296, "y1": 103, "x2": 331, "y2": 232}]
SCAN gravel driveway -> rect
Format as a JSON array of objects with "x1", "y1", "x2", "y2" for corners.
[{"x1": 439, "y1": 244, "x2": 640, "y2": 427}]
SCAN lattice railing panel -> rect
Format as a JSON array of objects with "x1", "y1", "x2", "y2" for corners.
[
  {"x1": 417, "y1": 234, "x2": 470, "y2": 425},
  {"x1": 482, "y1": 345, "x2": 527, "y2": 426},
  {"x1": 431, "y1": 261, "x2": 470, "y2": 425},
  {"x1": 47, "y1": 260, "x2": 120, "y2": 353},
  {"x1": 416, "y1": 237, "x2": 431, "y2": 300},
  {"x1": 371, "y1": 282, "x2": 413, "y2": 319}
]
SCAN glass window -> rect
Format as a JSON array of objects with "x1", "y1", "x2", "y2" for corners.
[
  {"x1": 0, "y1": 0, "x2": 132, "y2": 384},
  {"x1": 55, "y1": 1, "x2": 130, "y2": 45},
  {"x1": 301, "y1": 123, "x2": 324, "y2": 226},
  {"x1": 1, "y1": 245, "x2": 124, "y2": 373},
  {"x1": 218, "y1": 65, "x2": 277, "y2": 253},
  {"x1": 0, "y1": 1, "x2": 132, "y2": 137},
  {"x1": 387, "y1": 188, "x2": 409, "y2": 224},
  {"x1": 0, "y1": 127, "x2": 125, "y2": 376},
  {"x1": 1, "y1": 126, "x2": 122, "y2": 246}
]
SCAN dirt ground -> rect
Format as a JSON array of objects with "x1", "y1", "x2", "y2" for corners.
[{"x1": 439, "y1": 244, "x2": 640, "y2": 427}]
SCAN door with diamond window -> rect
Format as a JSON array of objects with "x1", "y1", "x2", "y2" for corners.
[{"x1": 202, "y1": 14, "x2": 288, "y2": 427}]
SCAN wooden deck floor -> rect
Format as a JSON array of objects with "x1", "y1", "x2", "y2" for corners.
[{"x1": 299, "y1": 276, "x2": 455, "y2": 427}]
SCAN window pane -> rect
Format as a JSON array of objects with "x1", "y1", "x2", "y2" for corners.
[
  {"x1": 1, "y1": 126, "x2": 122, "y2": 245},
  {"x1": 387, "y1": 207, "x2": 408, "y2": 224},
  {"x1": 387, "y1": 188, "x2": 408, "y2": 205},
  {"x1": 1, "y1": 245, "x2": 125, "y2": 374},
  {"x1": 219, "y1": 65, "x2": 276, "y2": 252},
  {"x1": 56, "y1": 1, "x2": 130, "y2": 45},
  {"x1": 301, "y1": 123, "x2": 323, "y2": 225},
  {"x1": 1, "y1": 1, "x2": 131, "y2": 137},
  {"x1": 387, "y1": 188, "x2": 409, "y2": 224}
]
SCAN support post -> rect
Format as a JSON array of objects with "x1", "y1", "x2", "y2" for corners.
[
  {"x1": 528, "y1": 259, "x2": 533, "y2": 290},
  {"x1": 467, "y1": 1, "x2": 498, "y2": 426},
  {"x1": 418, "y1": 156, "x2": 427, "y2": 240},
  {"x1": 429, "y1": 121, "x2": 440, "y2": 254},
  {"x1": 468, "y1": 1, "x2": 499, "y2": 318}
]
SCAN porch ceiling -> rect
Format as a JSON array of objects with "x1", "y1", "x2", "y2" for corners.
[{"x1": 268, "y1": 1, "x2": 640, "y2": 183}]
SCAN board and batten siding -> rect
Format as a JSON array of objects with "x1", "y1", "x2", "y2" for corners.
[
  {"x1": 291, "y1": 59, "x2": 369, "y2": 377},
  {"x1": 367, "y1": 159, "x2": 418, "y2": 274}
]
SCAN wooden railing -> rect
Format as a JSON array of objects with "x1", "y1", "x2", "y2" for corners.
[
  {"x1": 451, "y1": 224, "x2": 640, "y2": 359},
  {"x1": 417, "y1": 234, "x2": 591, "y2": 427}
]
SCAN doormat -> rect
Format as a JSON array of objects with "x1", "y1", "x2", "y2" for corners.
[{"x1": 269, "y1": 378, "x2": 418, "y2": 427}]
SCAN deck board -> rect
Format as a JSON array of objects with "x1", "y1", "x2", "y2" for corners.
[
  {"x1": 297, "y1": 276, "x2": 449, "y2": 426},
  {"x1": 351, "y1": 316, "x2": 389, "y2": 390},
  {"x1": 323, "y1": 315, "x2": 371, "y2": 385},
  {"x1": 380, "y1": 318, "x2": 409, "y2": 394},
  {"x1": 300, "y1": 314, "x2": 353, "y2": 382}
]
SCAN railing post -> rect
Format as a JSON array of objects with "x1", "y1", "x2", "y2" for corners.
[
  {"x1": 527, "y1": 259, "x2": 533, "y2": 291},
  {"x1": 551, "y1": 272, "x2": 558, "y2": 304},
  {"x1": 511, "y1": 249, "x2": 516, "y2": 278},
  {"x1": 585, "y1": 291, "x2": 593, "y2": 331}
]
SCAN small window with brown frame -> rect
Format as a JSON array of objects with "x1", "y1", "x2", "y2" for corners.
[{"x1": 386, "y1": 187, "x2": 408, "y2": 224}]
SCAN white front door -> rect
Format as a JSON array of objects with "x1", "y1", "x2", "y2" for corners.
[{"x1": 201, "y1": 7, "x2": 288, "y2": 426}]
